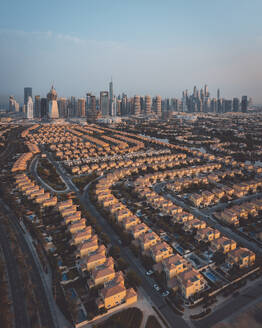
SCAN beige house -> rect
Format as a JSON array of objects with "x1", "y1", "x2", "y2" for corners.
[
  {"x1": 184, "y1": 218, "x2": 206, "y2": 232},
  {"x1": 72, "y1": 226, "x2": 92, "y2": 245},
  {"x1": 68, "y1": 219, "x2": 86, "y2": 234},
  {"x1": 82, "y1": 245, "x2": 107, "y2": 271},
  {"x1": 130, "y1": 223, "x2": 150, "y2": 239},
  {"x1": 139, "y1": 231, "x2": 160, "y2": 251},
  {"x1": 195, "y1": 227, "x2": 220, "y2": 242},
  {"x1": 162, "y1": 254, "x2": 189, "y2": 280},
  {"x1": 210, "y1": 236, "x2": 237, "y2": 254},
  {"x1": 176, "y1": 269, "x2": 206, "y2": 299},
  {"x1": 78, "y1": 235, "x2": 98, "y2": 258},
  {"x1": 226, "y1": 247, "x2": 255, "y2": 269},
  {"x1": 150, "y1": 242, "x2": 173, "y2": 263}
]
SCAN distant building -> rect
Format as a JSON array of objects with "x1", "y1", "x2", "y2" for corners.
[
  {"x1": 156, "y1": 95, "x2": 162, "y2": 116},
  {"x1": 9, "y1": 96, "x2": 19, "y2": 112},
  {"x1": 145, "y1": 95, "x2": 151, "y2": 116},
  {"x1": 77, "y1": 98, "x2": 86, "y2": 117},
  {"x1": 87, "y1": 95, "x2": 101, "y2": 122},
  {"x1": 109, "y1": 79, "x2": 113, "y2": 112},
  {"x1": 26, "y1": 96, "x2": 34, "y2": 119},
  {"x1": 24, "y1": 87, "x2": 32, "y2": 105},
  {"x1": 233, "y1": 98, "x2": 239, "y2": 112},
  {"x1": 68, "y1": 96, "x2": 77, "y2": 117},
  {"x1": 217, "y1": 88, "x2": 220, "y2": 100},
  {"x1": 133, "y1": 95, "x2": 141, "y2": 116},
  {"x1": 86, "y1": 93, "x2": 92, "y2": 115},
  {"x1": 100, "y1": 91, "x2": 109, "y2": 116},
  {"x1": 34, "y1": 95, "x2": 41, "y2": 118},
  {"x1": 241, "y1": 96, "x2": 248, "y2": 113},
  {"x1": 224, "y1": 100, "x2": 232, "y2": 112},
  {"x1": 47, "y1": 85, "x2": 59, "y2": 119},
  {"x1": 40, "y1": 98, "x2": 48, "y2": 118},
  {"x1": 58, "y1": 98, "x2": 67, "y2": 118}
]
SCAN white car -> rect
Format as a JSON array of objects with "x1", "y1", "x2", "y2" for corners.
[
  {"x1": 153, "y1": 284, "x2": 160, "y2": 291},
  {"x1": 162, "y1": 291, "x2": 170, "y2": 297},
  {"x1": 146, "y1": 270, "x2": 154, "y2": 276}
]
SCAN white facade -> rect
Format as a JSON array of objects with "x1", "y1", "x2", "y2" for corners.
[
  {"x1": 48, "y1": 100, "x2": 59, "y2": 119},
  {"x1": 26, "y1": 96, "x2": 34, "y2": 119}
]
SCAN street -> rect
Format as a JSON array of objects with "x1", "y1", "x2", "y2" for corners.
[{"x1": 81, "y1": 183, "x2": 190, "y2": 328}]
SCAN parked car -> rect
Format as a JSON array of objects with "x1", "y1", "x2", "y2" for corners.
[
  {"x1": 162, "y1": 291, "x2": 170, "y2": 297},
  {"x1": 153, "y1": 284, "x2": 160, "y2": 291},
  {"x1": 146, "y1": 270, "x2": 154, "y2": 276}
]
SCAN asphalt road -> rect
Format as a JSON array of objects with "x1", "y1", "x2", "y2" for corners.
[
  {"x1": 154, "y1": 183, "x2": 262, "y2": 256},
  {"x1": 0, "y1": 199, "x2": 57, "y2": 328},
  {"x1": 81, "y1": 183, "x2": 190, "y2": 328}
]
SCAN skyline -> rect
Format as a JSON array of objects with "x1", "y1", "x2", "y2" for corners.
[{"x1": 1, "y1": 1, "x2": 262, "y2": 103}]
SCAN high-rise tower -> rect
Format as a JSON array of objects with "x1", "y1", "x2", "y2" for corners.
[
  {"x1": 24, "y1": 87, "x2": 32, "y2": 105},
  {"x1": 47, "y1": 85, "x2": 59, "y2": 119},
  {"x1": 241, "y1": 96, "x2": 248, "y2": 113},
  {"x1": 77, "y1": 98, "x2": 86, "y2": 117},
  {"x1": 145, "y1": 95, "x2": 151, "y2": 116},
  {"x1": 34, "y1": 95, "x2": 41, "y2": 118},
  {"x1": 134, "y1": 95, "x2": 141, "y2": 116},
  {"x1": 100, "y1": 91, "x2": 109, "y2": 116},
  {"x1": 156, "y1": 95, "x2": 162, "y2": 116},
  {"x1": 109, "y1": 79, "x2": 113, "y2": 113},
  {"x1": 26, "y1": 96, "x2": 34, "y2": 119},
  {"x1": 217, "y1": 89, "x2": 220, "y2": 100}
]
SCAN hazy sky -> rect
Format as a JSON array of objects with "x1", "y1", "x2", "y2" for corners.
[{"x1": 1, "y1": 0, "x2": 262, "y2": 103}]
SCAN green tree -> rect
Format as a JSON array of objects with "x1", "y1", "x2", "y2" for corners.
[
  {"x1": 126, "y1": 270, "x2": 141, "y2": 288},
  {"x1": 116, "y1": 258, "x2": 129, "y2": 271},
  {"x1": 109, "y1": 246, "x2": 121, "y2": 259}
]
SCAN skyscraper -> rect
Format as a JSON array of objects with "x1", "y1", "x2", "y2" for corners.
[
  {"x1": 24, "y1": 87, "x2": 32, "y2": 105},
  {"x1": 233, "y1": 98, "x2": 239, "y2": 112},
  {"x1": 156, "y1": 95, "x2": 162, "y2": 116},
  {"x1": 9, "y1": 96, "x2": 19, "y2": 112},
  {"x1": 100, "y1": 91, "x2": 109, "y2": 116},
  {"x1": 241, "y1": 96, "x2": 248, "y2": 113},
  {"x1": 34, "y1": 95, "x2": 41, "y2": 118},
  {"x1": 47, "y1": 85, "x2": 59, "y2": 119},
  {"x1": 204, "y1": 84, "x2": 208, "y2": 97},
  {"x1": 86, "y1": 93, "x2": 92, "y2": 116},
  {"x1": 58, "y1": 98, "x2": 67, "y2": 118},
  {"x1": 145, "y1": 95, "x2": 151, "y2": 116},
  {"x1": 109, "y1": 79, "x2": 113, "y2": 113},
  {"x1": 121, "y1": 94, "x2": 127, "y2": 116},
  {"x1": 133, "y1": 95, "x2": 141, "y2": 116},
  {"x1": 40, "y1": 98, "x2": 48, "y2": 118},
  {"x1": 217, "y1": 89, "x2": 220, "y2": 100},
  {"x1": 77, "y1": 98, "x2": 86, "y2": 117},
  {"x1": 26, "y1": 96, "x2": 34, "y2": 119}
]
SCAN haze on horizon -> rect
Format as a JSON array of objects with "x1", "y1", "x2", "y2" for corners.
[{"x1": 1, "y1": 0, "x2": 262, "y2": 104}]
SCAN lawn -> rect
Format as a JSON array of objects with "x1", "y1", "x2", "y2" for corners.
[
  {"x1": 37, "y1": 158, "x2": 66, "y2": 190},
  {"x1": 96, "y1": 307, "x2": 143, "y2": 328}
]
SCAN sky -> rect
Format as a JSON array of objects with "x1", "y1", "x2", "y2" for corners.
[{"x1": 1, "y1": 0, "x2": 262, "y2": 103}]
